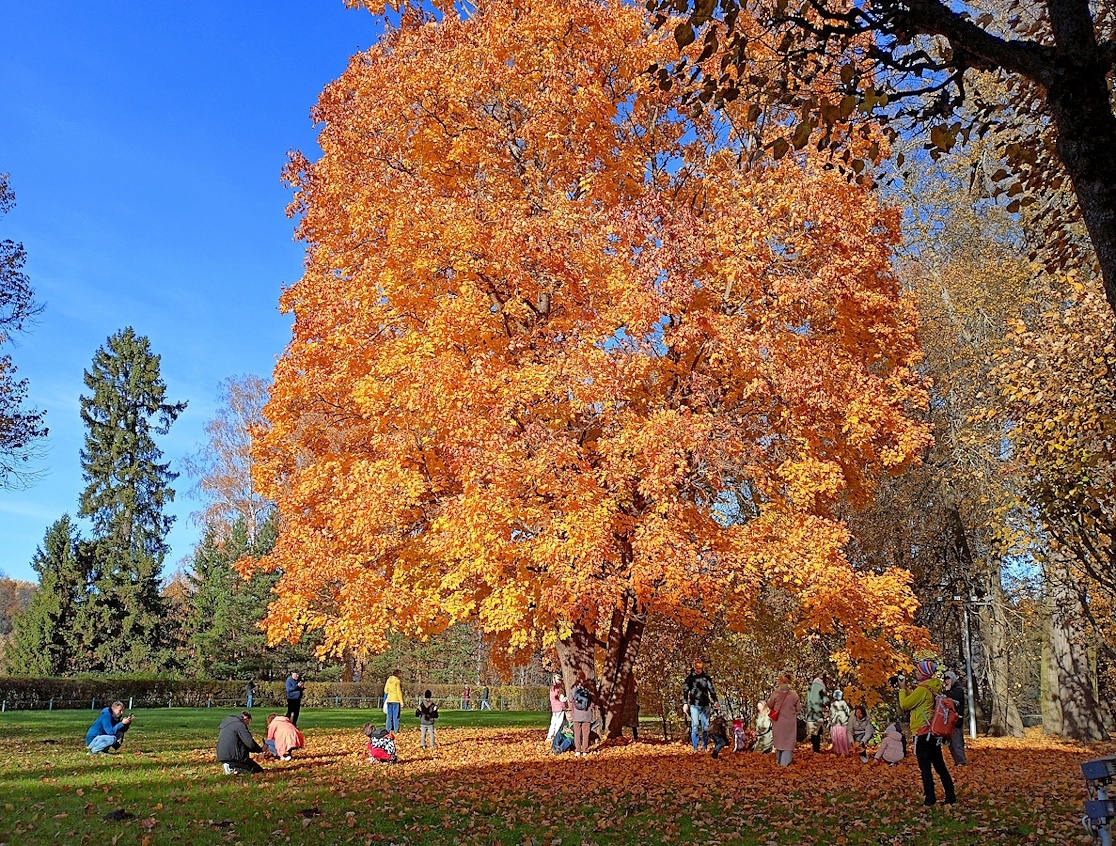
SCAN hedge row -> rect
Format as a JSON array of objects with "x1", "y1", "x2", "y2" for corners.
[{"x1": 0, "y1": 677, "x2": 550, "y2": 711}]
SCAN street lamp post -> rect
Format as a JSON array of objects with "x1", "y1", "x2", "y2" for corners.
[{"x1": 961, "y1": 599, "x2": 978, "y2": 740}]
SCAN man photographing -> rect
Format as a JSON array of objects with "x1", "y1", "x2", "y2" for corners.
[{"x1": 85, "y1": 701, "x2": 133, "y2": 754}]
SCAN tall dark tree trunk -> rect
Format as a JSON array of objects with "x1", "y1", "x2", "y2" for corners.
[
  {"x1": 1043, "y1": 0, "x2": 1116, "y2": 317},
  {"x1": 1042, "y1": 560, "x2": 1109, "y2": 741},
  {"x1": 555, "y1": 593, "x2": 647, "y2": 741}
]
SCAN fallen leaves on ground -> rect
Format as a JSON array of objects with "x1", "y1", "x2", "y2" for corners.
[{"x1": 1, "y1": 722, "x2": 1110, "y2": 845}]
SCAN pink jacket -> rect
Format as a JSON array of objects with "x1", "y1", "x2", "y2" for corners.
[
  {"x1": 549, "y1": 686, "x2": 566, "y2": 713},
  {"x1": 266, "y1": 716, "x2": 304, "y2": 758},
  {"x1": 874, "y1": 725, "x2": 904, "y2": 763}
]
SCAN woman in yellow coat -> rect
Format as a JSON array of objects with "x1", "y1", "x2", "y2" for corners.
[{"x1": 384, "y1": 670, "x2": 404, "y2": 733}]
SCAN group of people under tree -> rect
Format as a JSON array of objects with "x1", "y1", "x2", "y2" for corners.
[
  {"x1": 81, "y1": 658, "x2": 968, "y2": 804},
  {"x1": 676, "y1": 658, "x2": 964, "y2": 806},
  {"x1": 546, "y1": 671, "x2": 641, "y2": 755}
]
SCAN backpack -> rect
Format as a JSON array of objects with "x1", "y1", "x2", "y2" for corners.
[
  {"x1": 572, "y1": 686, "x2": 591, "y2": 712},
  {"x1": 929, "y1": 693, "x2": 959, "y2": 738}
]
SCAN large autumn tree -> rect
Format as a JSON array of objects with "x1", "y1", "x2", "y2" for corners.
[{"x1": 256, "y1": 0, "x2": 932, "y2": 736}]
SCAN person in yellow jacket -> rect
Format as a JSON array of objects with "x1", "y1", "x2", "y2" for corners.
[
  {"x1": 899, "y1": 660, "x2": 957, "y2": 807},
  {"x1": 384, "y1": 670, "x2": 404, "y2": 733}
]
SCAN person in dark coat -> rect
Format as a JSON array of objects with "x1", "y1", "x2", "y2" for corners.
[
  {"x1": 285, "y1": 671, "x2": 305, "y2": 725},
  {"x1": 682, "y1": 659, "x2": 719, "y2": 751},
  {"x1": 942, "y1": 671, "x2": 967, "y2": 765},
  {"x1": 707, "y1": 704, "x2": 731, "y2": 759},
  {"x1": 217, "y1": 711, "x2": 263, "y2": 774}
]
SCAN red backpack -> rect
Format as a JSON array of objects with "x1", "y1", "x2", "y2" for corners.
[{"x1": 929, "y1": 693, "x2": 959, "y2": 738}]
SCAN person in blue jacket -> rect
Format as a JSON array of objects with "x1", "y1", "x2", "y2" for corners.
[
  {"x1": 85, "y1": 701, "x2": 133, "y2": 754},
  {"x1": 285, "y1": 671, "x2": 305, "y2": 726}
]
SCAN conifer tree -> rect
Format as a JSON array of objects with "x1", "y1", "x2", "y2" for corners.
[
  {"x1": 188, "y1": 512, "x2": 284, "y2": 678},
  {"x1": 6, "y1": 516, "x2": 90, "y2": 675},
  {"x1": 78, "y1": 327, "x2": 186, "y2": 673}
]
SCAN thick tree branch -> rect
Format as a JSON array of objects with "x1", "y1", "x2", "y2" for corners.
[{"x1": 897, "y1": 0, "x2": 1057, "y2": 82}]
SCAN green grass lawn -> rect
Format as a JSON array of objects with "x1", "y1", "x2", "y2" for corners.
[{"x1": 0, "y1": 707, "x2": 1104, "y2": 846}]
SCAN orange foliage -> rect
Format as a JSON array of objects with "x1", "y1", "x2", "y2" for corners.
[{"x1": 253, "y1": 0, "x2": 932, "y2": 692}]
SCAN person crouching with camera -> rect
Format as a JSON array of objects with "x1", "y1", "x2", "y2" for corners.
[{"x1": 898, "y1": 660, "x2": 957, "y2": 808}]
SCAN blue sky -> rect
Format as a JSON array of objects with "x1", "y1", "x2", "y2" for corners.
[{"x1": 1, "y1": 1, "x2": 384, "y2": 582}]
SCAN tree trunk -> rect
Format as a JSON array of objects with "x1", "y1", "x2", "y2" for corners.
[
  {"x1": 555, "y1": 594, "x2": 647, "y2": 741},
  {"x1": 979, "y1": 565, "x2": 1026, "y2": 737},
  {"x1": 1043, "y1": 2, "x2": 1116, "y2": 319},
  {"x1": 1043, "y1": 560, "x2": 1109, "y2": 741},
  {"x1": 1040, "y1": 616, "x2": 1064, "y2": 734}
]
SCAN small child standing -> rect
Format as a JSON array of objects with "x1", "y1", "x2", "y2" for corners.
[{"x1": 416, "y1": 690, "x2": 439, "y2": 750}]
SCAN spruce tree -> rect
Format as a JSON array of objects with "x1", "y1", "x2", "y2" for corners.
[
  {"x1": 188, "y1": 511, "x2": 302, "y2": 678},
  {"x1": 78, "y1": 327, "x2": 186, "y2": 673},
  {"x1": 7, "y1": 516, "x2": 90, "y2": 675}
]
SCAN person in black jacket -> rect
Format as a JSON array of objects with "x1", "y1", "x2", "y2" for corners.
[
  {"x1": 217, "y1": 711, "x2": 264, "y2": 774},
  {"x1": 682, "y1": 659, "x2": 719, "y2": 752},
  {"x1": 942, "y1": 671, "x2": 967, "y2": 765}
]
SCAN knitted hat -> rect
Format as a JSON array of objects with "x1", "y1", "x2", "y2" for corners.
[
  {"x1": 916, "y1": 660, "x2": 937, "y2": 680},
  {"x1": 943, "y1": 671, "x2": 958, "y2": 683},
  {"x1": 832, "y1": 689, "x2": 843, "y2": 701}
]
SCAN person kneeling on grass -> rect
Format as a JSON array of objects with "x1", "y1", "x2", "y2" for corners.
[
  {"x1": 264, "y1": 713, "x2": 304, "y2": 761},
  {"x1": 217, "y1": 711, "x2": 264, "y2": 774},
  {"x1": 85, "y1": 701, "x2": 133, "y2": 754},
  {"x1": 362, "y1": 722, "x2": 398, "y2": 763}
]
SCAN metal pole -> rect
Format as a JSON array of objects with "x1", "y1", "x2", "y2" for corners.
[
  {"x1": 963, "y1": 601, "x2": 978, "y2": 739},
  {"x1": 1100, "y1": 783, "x2": 1113, "y2": 846}
]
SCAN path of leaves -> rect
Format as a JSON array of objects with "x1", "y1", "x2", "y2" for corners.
[{"x1": 4, "y1": 725, "x2": 1111, "y2": 845}]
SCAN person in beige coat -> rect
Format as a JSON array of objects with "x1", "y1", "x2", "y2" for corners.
[{"x1": 766, "y1": 674, "x2": 801, "y2": 767}]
